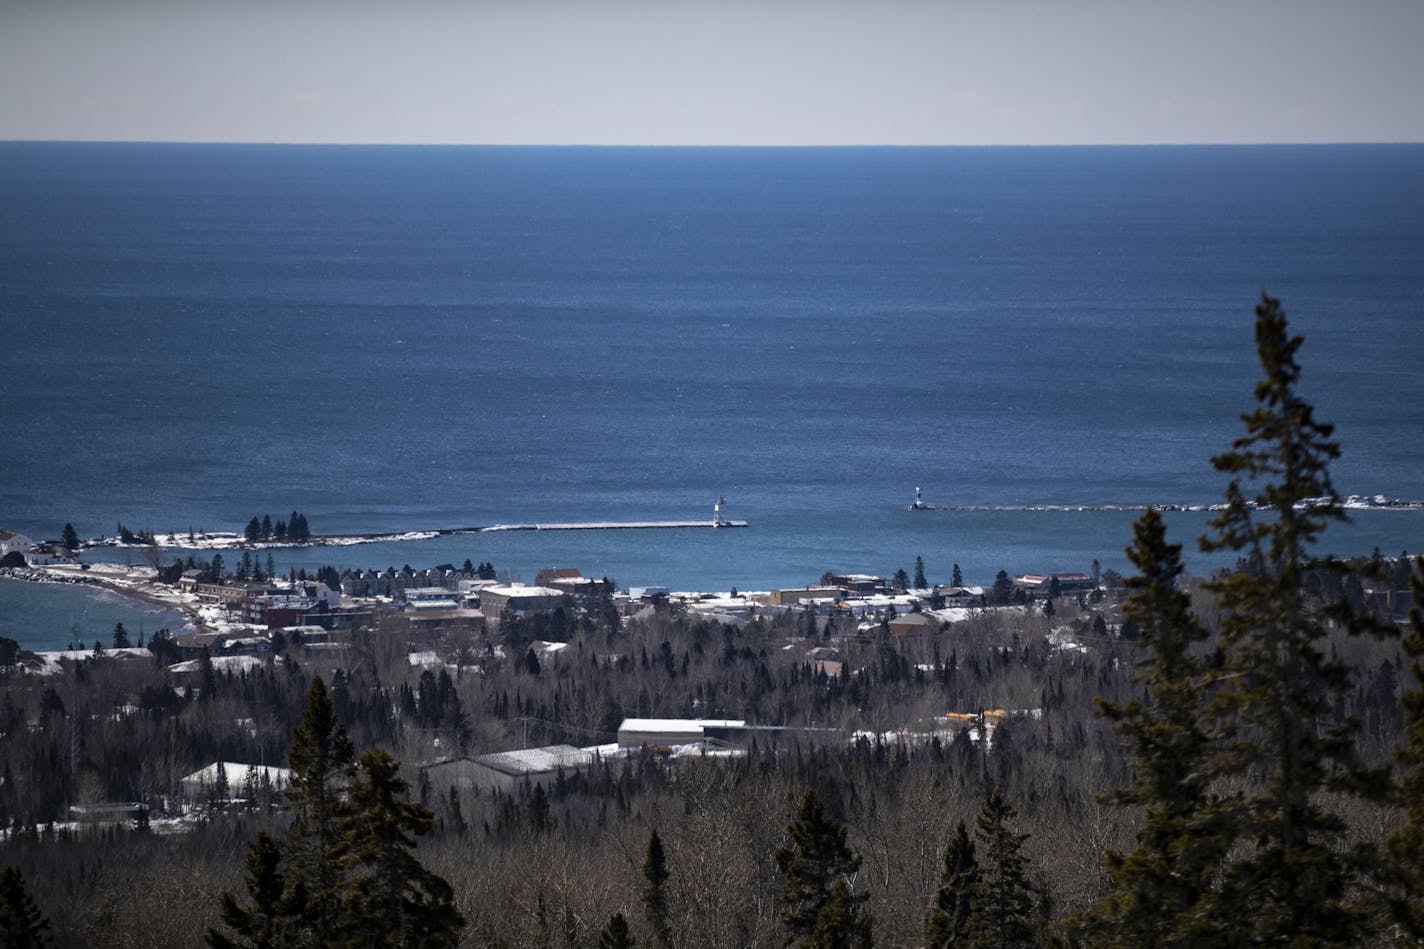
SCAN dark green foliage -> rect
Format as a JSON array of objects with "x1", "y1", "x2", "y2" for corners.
[
  {"x1": 642, "y1": 827, "x2": 671, "y2": 947},
  {"x1": 915, "y1": 556, "x2": 928, "y2": 589},
  {"x1": 952, "y1": 563, "x2": 963, "y2": 587},
  {"x1": 60, "y1": 522, "x2": 79, "y2": 552},
  {"x1": 333, "y1": 751, "x2": 464, "y2": 948},
  {"x1": 208, "y1": 832, "x2": 289, "y2": 949},
  {"x1": 807, "y1": 880, "x2": 873, "y2": 949},
  {"x1": 964, "y1": 786, "x2": 1038, "y2": 949},
  {"x1": 112, "y1": 622, "x2": 131, "y2": 649},
  {"x1": 598, "y1": 912, "x2": 636, "y2": 949},
  {"x1": 1386, "y1": 557, "x2": 1424, "y2": 938},
  {"x1": 0, "y1": 866, "x2": 51, "y2": 948},
  {"x1": 925, "y1": 820, "x2": 978, "y2": 948},
  {"x1": 1194, "y1": 294, "x2": 1386, "y2": 944},
  {"x1": 284, "y1": 677, "x2": 356, "y2": 944},
  {"x1": 776, "y1": 789, "x2": 872, "y2": 948},
  {"x1": 1079, "y1": 508, "x2": 1220, "y2": 947},
  {"x1": 0, "y1": 636, "x2": 19, "y2": 665},
  {"x1": 528, "y1": 784, "x2": 550, "y2": 835}
]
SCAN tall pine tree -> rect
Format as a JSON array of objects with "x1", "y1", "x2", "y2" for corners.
[
  {"x1": 641, "y1": 827, "x2": 671, "y2": 948},
  {"x1": 284, "y1": 677, "x2": 356, "y2": 946},
  {"x1": 776, "y1": 789, "x2": 872, "y2": 948},
  {"x1": 964, "y1": 786, "x2": 1039, "y2": 949},
  {"x1": 925, "y1": 819, "x2": 979, "y2": 948},
  {"x1": 207, "y1": 832, "x2": 290, "y2": 949},
  {"x1": 0, "y1": 866, "x2": 51, "y2": 948},
  {"x1": 332, "y1": 751, "x2": 464, "y2": 948},
  {"x1": 1078, "y1": 508, "x2": 1222, "y2": 947},
  {"x1": 1195, "y1": 294, "x2": 1388, "y2": 944},
  {"x1": 1386, "y1": 557, "x2": 1424, "y2": 939}
]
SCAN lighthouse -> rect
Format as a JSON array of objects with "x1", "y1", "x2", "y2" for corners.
[{"x1": 714, "y1": 495, "x2": 727, "y2": 526}]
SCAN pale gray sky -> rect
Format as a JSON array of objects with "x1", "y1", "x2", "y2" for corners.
[{"x1": 2, "y1": 0, "x2": 1421, "y2": 145}]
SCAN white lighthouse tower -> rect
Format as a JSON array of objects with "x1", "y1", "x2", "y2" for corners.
[{"x1": 713, "y1": 495, "x2": 727, "y2": 527}]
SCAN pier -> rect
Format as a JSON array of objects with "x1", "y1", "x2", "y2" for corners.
[{"x1": 460, "y1": 520, "x2": 749, "y2": 533}]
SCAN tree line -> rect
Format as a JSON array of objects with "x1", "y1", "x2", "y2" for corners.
[{"x1": 4, "y1": 295, "x2": 1423, "y2": 946}]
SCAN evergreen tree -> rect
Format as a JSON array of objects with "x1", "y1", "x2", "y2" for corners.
[
  {"x1": 527, "y1": 784, "x2": 550, "y2": 835},
  {"x1": 208, "y1": 832, "x2": 291, "y2": 949},
  {"x1": 952, "y1": 564, "x2": 963, "y2": 588},
  {"x1": 112, "y1": 622, "x2": 131, "y2": 649},
  {"x1": 1195, "y1": 294, "x2": 1387, "y2": 944},
  {"x1": 598, "y1": 912, "x2": 636, "y2": 949},
  {"x1": 642, "y1": 827, "x2": 671, "y2": 947},
  {"x1": 776, "y1": 789, "x2": 871, "y2": 948},
  {"x1": 1077, "y1": 508, "x2": 1221, "y2": 947},
  {"x1": 0, "y1": 866, "x2": 52, "y2": 948},
  {"x1": 964, "y1": 786, "x2": 1038, "y2": 949},
  {"x1": 1386, "y1": 557, "x2": 1424, "y2": 939},
  {"x1": 261, "y1": 514, "x2": 272, "y2": 540},
  {"x1": 245, "y1": 517, "x2": 261, "y2": 543},
  {"x1": 925, "y1": 820, "x2": 979, "y2": 948},
  {"x1": 60, "y1": 522, "x2": 79, "y2": 552},
  {"x1": 892, "y1": 568, "x2": 910, "y2": 592},
  {"x1": 914, "y1": 556, "x2": 928, "y2": 589},
  {"x1": 806, "y1": 880, "x2": 873, "y2": 949},
  {"x1": 332, "y1": 751, "x2": 464, "y2": 948},
  {"x1": 284, "y1": 677, "x2": 356, "y2": 946}
]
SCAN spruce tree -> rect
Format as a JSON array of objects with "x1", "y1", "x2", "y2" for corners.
[
  {"x1": 915, "y1": 556, "x2": 928, "y2": 589},
  {"x1": 284, "y1": 677, "x2": 356, "y2": 946},
  {"x1": 925, "y1": 820, "x2": 979, "y2": 948},
  {"x1": 207, "y1": 832, "x2": 291, "y2": 949},
  {"x1": 0, "y1": 866, "x2": 52, "y2": 948},
  {"x1": 775, "y1": 789, "x2": 872, "y2": 948},
  {"x1": 1194, "y1": 293, "x2": 1388, "y2": 944},
  {"x1": 60, "y1": 522, "x2": 79, "y2": 552},
  {"x1": 1386, "y1": 557, "x2": 1424, "y2": 939},
  {"x1": 599, "y1": 912, "x2": 636, "y2": 949},
  {"x1": 964, "y1": 786, "x2": 1038, "y2": 949},
  {"x1": 332, "y1": 751, "x2": 464, "y2": 948},
  {"x1": 1078, "y1": 508, "x2": 1221, "y2": 947},
  {"x1": 641, "y1": 827, "x2": 671, "y2": 947}
]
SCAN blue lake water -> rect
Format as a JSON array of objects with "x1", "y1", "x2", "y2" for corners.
[{"x1": 2, "y1": 143, "x2": 1422, "y2": 648}]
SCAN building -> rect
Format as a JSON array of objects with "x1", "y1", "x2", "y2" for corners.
[
  {"x1": 617, "y1": 719, "x2": 747, "y2": 749},
  {"x1": 0, "y1": 530, "x2": 35, "y2": 560},
  {"x1": 477, "y1": 583, "x2": 567, "y2": 622},
  {"x1": 423, "y1": 744, "x2": 597, "y2": 795},
  {"x1": 180, "y1": 761, "x2": 291, "y2": 803}
]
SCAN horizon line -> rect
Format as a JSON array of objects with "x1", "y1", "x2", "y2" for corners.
[{"x1": 3, "y1": 138, "x2": 1422, "y2": 149}]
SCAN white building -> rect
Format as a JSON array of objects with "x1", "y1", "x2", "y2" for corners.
[{"x1": 0, "y1": 530, "x2": 35, "y2": 560}]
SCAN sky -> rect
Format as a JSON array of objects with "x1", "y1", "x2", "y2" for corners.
[{"x1": 2, "y1": 0, "x2": 1422, "y2": 146}]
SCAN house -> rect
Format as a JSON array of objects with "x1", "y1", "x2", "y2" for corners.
[
  {"x1": 0, "y1": 530, "x2": 35, "y2": 560},
  {"x1": 25, "y1": 543, "x2": 76, "y2": 566},
  {"x1": 937, "y1": 586, "x2": 985, "y2": 608},
  {"x1": 807, "y1": 646, "x2": 843, "y2": 678},
  {"x1": 534, "y1": 567, "x2": 583, "y2": 587},
  {"x1": 888, "y1": 612, "x2": 939, "y2": 636}
]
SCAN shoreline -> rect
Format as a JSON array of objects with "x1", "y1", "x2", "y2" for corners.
[{"x1": 2, "y1": 564, "x2": 207, "y2": 636}]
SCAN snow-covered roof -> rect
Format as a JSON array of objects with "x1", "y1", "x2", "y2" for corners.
[
  {"x1": 474, "y1": 745, "x2": 593, "y2": 777},
  {"x1": 480, "y1": 584, "x2": 566, "y2": 598},
  {"x1": 618, "y1": 718, "x2": 746, "y2": 733},
  {"x1": 168, "y1": 655, "x2": 276, "y2": 673},
  {"x1": 181, "y1": 761, "x2": 291, "y2": 787}
]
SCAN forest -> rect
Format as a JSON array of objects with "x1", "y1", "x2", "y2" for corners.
[{"x1": 2, "y1": 295, "x2": 1423, "y2": 947}]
